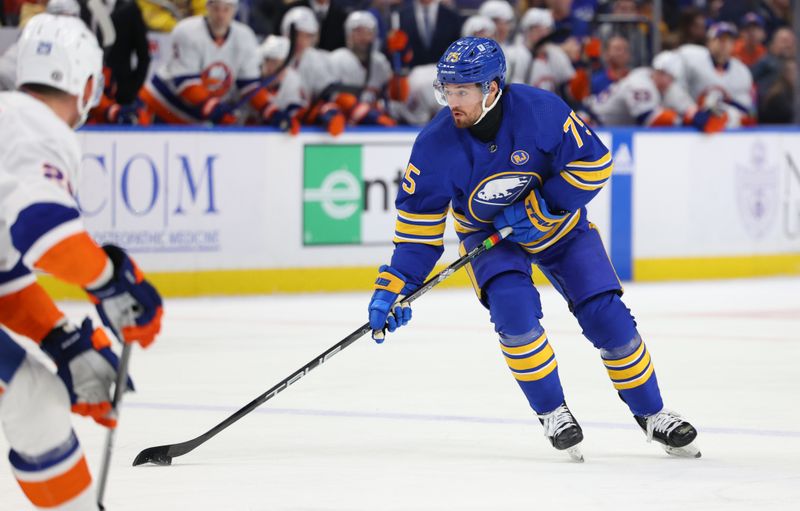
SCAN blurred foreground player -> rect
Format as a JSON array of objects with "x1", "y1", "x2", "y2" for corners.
[
  {"x1": 367, "y1": 37, "x2": 700, "y2": 461},
  {"x1": 0, "y1": 13, "x2": 163, "y2": 510}
]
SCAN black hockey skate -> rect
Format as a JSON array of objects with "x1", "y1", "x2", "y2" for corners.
[
  {"x1": 635, "y1": 409, "x2": 701, "y2": 458},
  {"x1": 538, "y1": 402, "x2": 584, "y2": 462}
]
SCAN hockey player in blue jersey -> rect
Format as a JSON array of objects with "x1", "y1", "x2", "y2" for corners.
[{"x1": 367, "y1": 37, "x2": 700, "y2": 461}]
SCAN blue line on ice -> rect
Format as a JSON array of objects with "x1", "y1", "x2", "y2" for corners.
[{"x1": 126, "y1": 401, "x2": 800, "y2": 438}]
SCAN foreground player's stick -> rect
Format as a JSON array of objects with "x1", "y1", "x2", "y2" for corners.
[
  {"x1": 97, "y1": 339, "x2": 133, "y2": 510},
  {"x1": 132, "y1": 227, "x2": 512, "y2": 466}
]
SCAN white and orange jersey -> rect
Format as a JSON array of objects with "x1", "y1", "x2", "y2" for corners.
[
  {"x1": 291, "y1": 47, "x2": 336, "y2": 100},
  {"x1": 0, "y1": 91, "x2": 110, "y2": 342},
  {"x1": 518, "y1": 44, "x2": 575, "y2": 92},
  {"x1": 269, "y1": 67, "x2": 308, "y2": 111},
  {"x1": 329, "y1": 48, "x2": 392, "y2": 99},
  {"x1": 391, "y1": 63, "x2": 442, "y2": 126},
  {"x1": 587, "y1": 67, "x2": 663, "y2": 126},
  {"x1": 676, "y1": 43, "x2": 754, "y2": 115},
  {"x1": 141, "y1": 16, "x2": 263, "y2": 123},
  {"x1": 502, "y1": 42, "x2": 528, "y2": 85},
  {"x1": 0, "y1": 92, "x2": 83, "y2": 276}
]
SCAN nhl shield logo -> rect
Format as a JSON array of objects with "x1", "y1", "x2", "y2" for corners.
[
  {"x1": 446, "y1": 52, "x2": 461, "y2": 63},
  {"x1": 735, "y1": 141, "x2": 778, "y2": 239},
  {"x1": 510, "y1": 150, "x2": 529, "y2": 166}
]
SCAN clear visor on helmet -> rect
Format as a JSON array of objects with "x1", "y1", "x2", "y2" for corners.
[{"x1": 433, "y1": 80, "x2": 484, "y2": 107}]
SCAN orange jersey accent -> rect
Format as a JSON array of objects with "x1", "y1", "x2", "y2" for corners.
[
  {"x1": 16, "y1": 455, "x2": 92, "y2": 508},
  {"x1": 648, "y1": 108, "x2": 678, "y2": 126},
  {"x1": 34, "y1": 231, "x2": 109, "y2": 288},
  {"x1": 0, "y1": 283, "x2": 64, "y2": 342}
]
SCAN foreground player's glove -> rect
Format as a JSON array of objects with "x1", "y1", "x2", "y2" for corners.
[
  {"x1": 40, "y1": 318, "x2": 133, "y2": 428},
  {"x1": 493, "y1": 188, "x2": 568, "y2": 245},
  {"x1": 368, "y1": 265, "x2": 414, "y2": 343},
  {"x1": 86, "y1": 245, "x2": 163, "y2": 348}
]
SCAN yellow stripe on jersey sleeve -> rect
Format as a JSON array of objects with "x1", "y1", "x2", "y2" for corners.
[
  {"x1": 565, "y1": 151, "x2": 612, "y2": 169},
  {"x1": 393, "y1": 209, "x2": 447, "y2": 246}
]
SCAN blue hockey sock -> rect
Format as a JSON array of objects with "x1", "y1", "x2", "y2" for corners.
[
  {"x1": 601, "y1": 335, "x2": 663, "y2": 416},
  {"x1": 500, "y1": 327, "x2": 565, "y2": 414}
]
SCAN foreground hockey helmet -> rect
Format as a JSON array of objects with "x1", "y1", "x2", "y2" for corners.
[
  {"x1": 436, "y1": 37, "x2": 506, "y2": 93},
  {"x1": 345, "y1": 11, "x2": 378, "y2": 36},
  {"x1": 16, "y1": 13, "x2": 103, "y2": 128},
  {"x1": 281, "y1": 6, "x2": 319, "y2": 36},
  {"x1": 461, "y1": 15, "x2": 497, "y2": 38}
]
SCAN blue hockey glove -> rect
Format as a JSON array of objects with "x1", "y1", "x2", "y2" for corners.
[
  {"x1": 493, "y1": 188, "x2": 568, "y2": 245},
  {"x1": 85, "y1": 245, "x2": 163, "y2": 348},
  {"x1": 40, "y1": 317, "x2": 133, "y2": 428},
  {"x1": 368, "y1": 265, "x2": 414, "y2": 343}
]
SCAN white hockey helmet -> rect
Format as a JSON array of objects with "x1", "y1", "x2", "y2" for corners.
[
  {"x1": 259, "y1": 35, "x2": 290, "y2": 61},
  {"x1": 45, "y1": 0, "x2": 80, "y2": 17},
  {"x1": 281, "y1": 6, "x2": 319, "y2": 36},
  {"x1": 345, "y1": 11, "x2": 377, "y2": 36},
  {"x1": 461, "y1": 15, "x2": 497, "y2": 38},
  {"x1": 16, "y1": 13, "x2": 103, "y2": 128},
  {"x1": 520, "y1": 8, "x2": 554, "y2": 31},
  {"x1": 652, "y1": 50, "x2": 683, "y2": 81},
  {"x1": 478, "y1": 0, "x2": 514, "y2": 22}
]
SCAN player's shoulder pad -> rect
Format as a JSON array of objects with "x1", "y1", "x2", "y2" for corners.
[
  {"x1": 172, "y1": 15, "x2": 205, "y2": 38},
  {"x1": 506, "y1": 84, "x2": 572, "y2": 153}
]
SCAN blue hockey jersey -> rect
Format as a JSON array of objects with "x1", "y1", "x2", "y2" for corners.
[{"x1": 390, "y1": 84, "x2": 613, "y2": 287}]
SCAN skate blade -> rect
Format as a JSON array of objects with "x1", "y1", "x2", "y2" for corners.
[
  {"x1": 566, "y1": 445, "x2": 584, "y2": 463},
  {"x1": 663, "y1": 442, "x2": 701, "y2": 459}
]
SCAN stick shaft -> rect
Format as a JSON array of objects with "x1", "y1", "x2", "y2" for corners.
[
  {"x1": 97, "y1": 340, "x2": 133, "y2": 507},
  {"x1": 138, "y1": 229, "x2": 510, "y2": 462}
]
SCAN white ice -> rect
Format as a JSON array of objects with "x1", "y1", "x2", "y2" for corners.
[{"x1": 2, "y1": 277, "x2": 799, "y2": 510}]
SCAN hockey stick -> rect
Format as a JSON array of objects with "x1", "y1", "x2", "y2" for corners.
[
  {"x1": 228, "y1": 24, "x2": 298, "y2": 113},
  {"x1": 97, "y1": 335, "x2": 133, "y2": 510},
  {"x1": 132, "y1": 227, "x2": 512, "y2": 466}
]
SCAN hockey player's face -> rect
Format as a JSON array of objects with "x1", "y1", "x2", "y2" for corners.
[
  {"x1": 708, "y1": 35, "x2": 735, "y2": 62},
  {"x1": 442, "y1": 84, "x2": 483, "y2": 128},
  {"x1": 349, "y1": 27, "x2": 375, "y2": 54},
  {"x1": 207, "y1": 2, "x2": 236, "y2": 32}
]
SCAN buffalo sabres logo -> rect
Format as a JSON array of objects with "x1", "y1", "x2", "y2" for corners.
[
  {"x1": 510, "y1": 150, "x2": 529, "y2": 166},
  {"x1": 469, "y1": 172, "x2": 539, "y2": 223},
  {"x1": 446, "y1": 52, "x2": 461, "y2": 63}
]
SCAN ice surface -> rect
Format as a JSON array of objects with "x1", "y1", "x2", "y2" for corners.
[{"x1": 1, "y1": 277, "x2": 799, "y2": 510}]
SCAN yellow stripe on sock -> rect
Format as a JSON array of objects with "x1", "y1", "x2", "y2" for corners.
[
  {"x1": 612, "y1": 362, "x2": 655, "y2": 390},
  {"x1": 504, "y1": 343, "x2": 554, "y2": 371},
  {"x1": 512, "y1": 357, "x2": 558, "y2": 381}
]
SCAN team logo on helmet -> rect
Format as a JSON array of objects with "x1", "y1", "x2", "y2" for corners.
[
  {"x1": 36, "y1": 41, "x2": 52, "y2": 55},
  {"x1": 510, "y1": 150, "x2": 529, "y2": 166},
  {"x1": 446, "y1": 52, "x2": 461, "y2": 62}
]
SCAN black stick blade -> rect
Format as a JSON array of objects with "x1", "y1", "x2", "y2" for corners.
[{"x1": 133, "y1": 445, "x2": 173, "y2": 466}]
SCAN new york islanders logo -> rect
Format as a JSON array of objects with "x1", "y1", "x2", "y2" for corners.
[
  {"x1": 469, "y1": 172, "x2": 540, "y2": 223},
  {"x1": 510, "y1": 150, "x2": 529, "y2": 166},
  {"x1": 201, "y1": 61, "x2": 234, "y2": 95}
]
